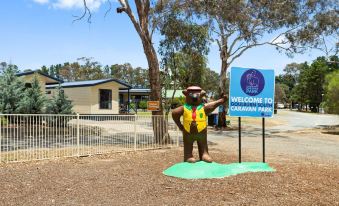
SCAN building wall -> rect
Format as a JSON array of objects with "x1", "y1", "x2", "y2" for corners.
[
  {"x1": 47, "y1": 87, "x2": 92, "y2": 114},
  {"x1": 90, "y1": 82, "x2": 120, "y2": 114},
  {"x1": 21, "y1": 74, "x2": 58, "y2": 94},
  {"x1": 46, "y1": 81, "x2": 122, "y2": 114}
]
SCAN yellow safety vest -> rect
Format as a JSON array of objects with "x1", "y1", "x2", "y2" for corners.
[{"x1": 183, "y1": 103, "x2": 207, "y2": 133}]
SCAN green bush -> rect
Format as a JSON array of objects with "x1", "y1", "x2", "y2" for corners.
[
  {"x1": 171, "y1": 97, "x2": 185, "y2": 108},
  {"x1": 45, "y1": 85, "x2": 73, "y2": 114},
  {"x1": 0, "y1": 116, "x2": 8, "y2": 125},
  {"x1": 18, "y1": 75, "x2": 46, "y2": 114},
  {"x1": 0, "y1": 64, "x2": 24, "y2": 114},
  {"x1": 129, "y1": 103, "x2": 136, "y2": 110},
  {"x1": 138, "y1": 100, "x2": 147, "y2": 109}
]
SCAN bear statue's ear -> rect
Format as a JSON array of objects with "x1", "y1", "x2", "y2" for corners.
[
  {"x1": 200, "y1": 90, "x2": 206, "y2": 97},
  {"x1": 182, "y1": 89, "x2": 188, "y2": 96},
  {"x1": 220, "y1": 92, "x2": 225, "y2": 98}
]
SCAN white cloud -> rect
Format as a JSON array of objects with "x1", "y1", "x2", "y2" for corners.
[
  {"x1": 53, "y1": 0, "x2": 107, "y2": 10},
  {"x1": 32, "y1": 0, "x2": 108, "y2": 11},
  {"x1": 33, "y1": 0, "x2": 49, "y2": 4}
]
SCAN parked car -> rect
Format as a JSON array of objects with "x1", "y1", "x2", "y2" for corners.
[{"x1": 277, "y1": 103, "x2": 285, "y2": 109}]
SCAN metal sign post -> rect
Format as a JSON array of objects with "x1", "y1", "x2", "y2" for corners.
[
  {"x1": 238, "y1": 117, "x2": 266, "y2": 163},
  {"x1": 238, "y1": 117, "x2": 241, "y2": 163},
  {"x1": 262, "y1": 118, "x2": 265, "y2": 163}
]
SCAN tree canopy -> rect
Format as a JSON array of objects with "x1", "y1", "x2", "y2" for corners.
[
  {"x1": 160, "y1": 0, "x2": 338, "y2": 95},
  {"x1": 40, "y1": 59, "x2": 149, "y2": 88},
  {"x1": 0, "y1": 63, "x2": 24, "y2": 114},
  {"x1": 277, "y1": 55, "x2": 338, "y2": 112},
  {"x1": 18, "y1": 75, "x2": 46, "y2": 114},
  {"x1": 322, "y1": 70, "x2": 339, "y2": 114}
]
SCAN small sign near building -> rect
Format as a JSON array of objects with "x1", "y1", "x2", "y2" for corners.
[
  {"x1": 147, "y1": 101, "x2": 160, "y2": 111},
  {"x1": 229, "y1": 67, "x2": 275, "y2": 118}
]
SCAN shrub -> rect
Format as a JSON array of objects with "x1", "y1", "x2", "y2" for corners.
[
  {"x1": 0, "y1": 64, "x2": 24, "y2": 114},
  {"x1": 138, "y1": 100, "x2": 147, "y2": 109},
  {"x1": 18, "y1": 75, "x2": 46, "y2": 114},
  {"x1": 323, "y1": 70, "x2": 339, "y2": 114},
  {"x1": 45, "y1": 85, "x2": 73, "y2": 114},
  {"x1": 0, "y1": 116, "x2": 8, "y2": 125}
]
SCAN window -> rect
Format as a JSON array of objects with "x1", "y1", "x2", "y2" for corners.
[
  {"x1": 45, "y1": 91, "x2": 51, "y2": 94},
  {"x1": 25, "y1": 83, "x2": 32, "y2": 88},
  {"x1": 119, "y1": 94, "x2": 124, "y2": 105},
  {"x1": 99, "y1": 89, "x2": 112, "y2": 109}
]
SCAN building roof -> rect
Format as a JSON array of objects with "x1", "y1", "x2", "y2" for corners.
[
  {"x1": 16, "y1": 70, "x2": 64, "y2": 83},
  {"x1": 46, "y1": 78, "x2": 131, "y2": 89},
  {"x1": 119, "y1": 88, "x2": 151, "y2": 93},
  {"x1": 119, "y1": 88, "x2": 184, "y2": 98}
]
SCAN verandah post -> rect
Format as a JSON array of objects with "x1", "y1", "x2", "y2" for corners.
[
  {"x1": 134, "y1": 114, "x2": 137, "y2": 151},
  {"x1": 77, "y1": 113, "x2": 80, "y2": 156}
]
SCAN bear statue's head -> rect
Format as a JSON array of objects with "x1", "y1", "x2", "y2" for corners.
[{"x1": 183, "y1": 86, "x2": 206, "y2": 106}]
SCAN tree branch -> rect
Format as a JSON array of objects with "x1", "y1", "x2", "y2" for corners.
[
  {"x1": 228, "y1": 20, "x2": 263, "y2": 55},
  {"x1": 104, "y1": 0, "x2": 112, "y2": 18},
  {"x1": 73, "y1": 0, "x2": 92, "y2": 24},
  {"x1": 228, "y1": 40, "x2": 303, "y2": 66},
  {"x1": 229, "y1": 26, "x2": 300, "y2": 59},
  {"x1": 119, "y1": 0, "x2": 144, "y2": 37}
]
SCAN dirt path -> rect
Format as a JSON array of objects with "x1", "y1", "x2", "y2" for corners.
[{"x1": 0, "y1": 147, "x2": 338, "y2": 206}]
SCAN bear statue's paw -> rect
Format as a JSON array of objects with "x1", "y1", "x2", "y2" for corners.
[
  {"x1": 202, "y1": 153, "x2": 213, "y2": 163},
  {"x1": 185, "y1": 157, "x2": 197, "y2": 163}
]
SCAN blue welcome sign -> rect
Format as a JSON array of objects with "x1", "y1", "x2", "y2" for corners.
[{"x1": 229, "y1": 67, "x2": 275, "y2": 118}]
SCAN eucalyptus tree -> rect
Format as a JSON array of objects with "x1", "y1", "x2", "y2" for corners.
[
  {"x1": 159, "y1": 11, "x2": 210, "y2": 89},
  {"x1": 192, "y1": 0, "x2": 338, "y2": 95},
  {"x1": 158, "y1": 10, "x2": 210, "y2": 127},
  {"x1": 78, "y1": 0, "x2": 192, "y2": 142},
  {"x1": 78, "y1": 0, "x2": 174, "y2": 116},
  {"x1": 181, "y1": 0, "x2": 337, "y2": 125}
]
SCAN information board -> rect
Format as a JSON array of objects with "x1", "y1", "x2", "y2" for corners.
[
  {"x1": 147, "y1": 101, "x2": 160, "y2": 111},
  {"x1": 229, "y1": 67, "x2": 275, "y2": 117}
]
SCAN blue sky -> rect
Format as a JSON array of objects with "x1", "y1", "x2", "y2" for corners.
[{"x1": 0, "y1": 0, "x2": 326, "y2": 75}]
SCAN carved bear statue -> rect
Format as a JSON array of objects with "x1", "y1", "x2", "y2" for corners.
[{"x1": 172, "y1": 86, "x2": 227, "y2": 163}]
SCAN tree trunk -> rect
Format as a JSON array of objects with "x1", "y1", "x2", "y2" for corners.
[
  {"x1": 140, "y1": 35, "x2": 169, "y2": 143},
  {"x1": 141, "y1": 36, "x2": 161, "y2": 112},
  {"x1": 218, "y1": 47, "x2": 228, "y2": 129},
  {"x1": 114, "y1": 0, "x2": 169, "y2": 143}
]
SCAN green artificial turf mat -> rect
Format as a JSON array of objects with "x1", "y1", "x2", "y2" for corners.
[{"x1": 163, "y1": 161, "x2": 275, "y2": 179}]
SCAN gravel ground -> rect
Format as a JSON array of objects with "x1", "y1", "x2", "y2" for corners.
[
  {"x1": 208, "y1": 128, "x2": 339, "y2": 163},
  {"x1": 0, "y1": 147, "x2": 338, "y2": 206}
]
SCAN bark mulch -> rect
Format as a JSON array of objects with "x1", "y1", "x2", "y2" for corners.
[{"x1": 0, "y1": 148, "x2": 338, "y2": 206}]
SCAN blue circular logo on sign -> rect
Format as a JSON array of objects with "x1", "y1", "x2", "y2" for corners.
[{"x1": 240, "y1": 69, "x2": 265, "y2": 96}]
